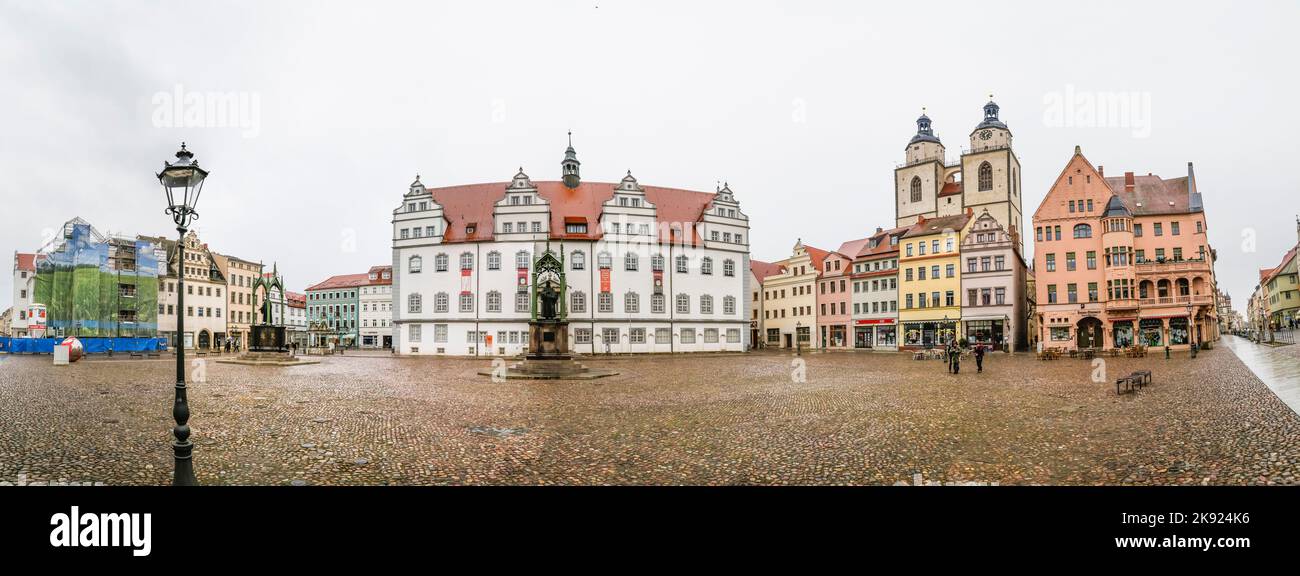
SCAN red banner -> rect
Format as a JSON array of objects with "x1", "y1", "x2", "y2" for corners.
[
  {"x1": 517, "y1": 268, "x2": 528, "y2": 288},
  {"x1": 600, "y1": 268, "x2": 611, "y2": 293},
  {"x1": 460, "y1": 268, "x2": 472, "y2": 294},
  {"x1": 855, "y1": 318, "x2": 895, "y2": 325}
]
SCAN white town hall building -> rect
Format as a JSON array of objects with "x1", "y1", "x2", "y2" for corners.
[{"x1": 391, "y1": 137, "x2": 751, "y2": 356}]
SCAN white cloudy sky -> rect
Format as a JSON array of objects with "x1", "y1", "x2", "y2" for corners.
[{"x1": 2, "y1": 0, "x2": 1298, "y2": 315}]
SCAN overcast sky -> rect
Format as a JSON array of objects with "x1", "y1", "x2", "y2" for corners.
[{"x1": 2, "y1": 0, "x2": 1297, "y2": 316}]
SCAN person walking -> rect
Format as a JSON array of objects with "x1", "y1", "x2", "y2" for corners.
[
  {"x1": 951, "y1": 341, "x2": 961, "y2": 374},
  {"x1": 974, "y1": 343, "x2": 985, "y2": 373}
]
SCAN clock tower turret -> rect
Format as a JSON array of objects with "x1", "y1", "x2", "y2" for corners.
[
  {"x1": 970, "y1": 95, "x2": 1012, "y2": 150},
  {"x1": 960, "y1": 96, "x2": 1022, "y2": 250}
]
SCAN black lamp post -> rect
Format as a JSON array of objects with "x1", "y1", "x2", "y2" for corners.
[{"x1": 157, "y1": 142, "x2": 208, "y2": 486}]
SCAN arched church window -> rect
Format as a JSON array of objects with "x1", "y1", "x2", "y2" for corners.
[
  {"x1": 978, "y1": 162, "x2": 993, "y2": 191},
  {"x1": 909, "y1": 177, "x2": 922, "y2": 203}
]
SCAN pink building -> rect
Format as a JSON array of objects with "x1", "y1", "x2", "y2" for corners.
[
  {"x1": 816, "y1": 251, "x2": 852, "y2": 348},
  {"x1": 1033, "y1": 147, "x2": 1219, "y2": 351}
]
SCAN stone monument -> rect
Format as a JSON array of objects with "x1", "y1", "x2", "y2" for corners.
[
  {"x1": 218, "y1": 263, "x2": 317, "y2": 366},
  {"x1": 481, "y1": 245, "x2": 615, "y2": 380}
]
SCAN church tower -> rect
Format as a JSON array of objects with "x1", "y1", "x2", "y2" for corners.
[
  {"x1": 561, "y1": 131, "x2": 581, "y2": 189},
  {"x1": 960, "y1": 97, "x2": 1023, "y2": 250},
  {"x1": 895, "y1": 110, "x2": 953, "y2": 228}
]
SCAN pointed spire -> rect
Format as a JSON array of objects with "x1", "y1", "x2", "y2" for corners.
[{"x1": 561, "y1": 132, "x2": 581, "y2": 188}]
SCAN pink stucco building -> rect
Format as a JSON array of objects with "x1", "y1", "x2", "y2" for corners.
[
  {"x1": 1033, "y1": 147, "x2": 1219, "y2": 351},
  {"x1": 816, "y1": 251, "x2": 852, "y2": 348}
]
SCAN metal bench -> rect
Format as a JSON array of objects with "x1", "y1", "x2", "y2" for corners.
[
  {"x1": 1116, "y1": 374, "x2": 1138, "y2": 395},
  {"x1": 1131, "y1": 369, "x2": 1152, "y2": 387}
]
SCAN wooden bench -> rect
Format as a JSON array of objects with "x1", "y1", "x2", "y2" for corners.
[
  {"x1": 146, "y1": 351, "x2": 160, "y2": 359},
  {"x1": 129, "y1": 351, "x2": 143, "y2": 358}
]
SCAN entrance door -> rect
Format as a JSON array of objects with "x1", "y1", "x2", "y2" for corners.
[
  {"x1": 198, "y1": 330, "x2": 211, "y2": 350},
  {"x1": 855, "y1": 326, "x2": 873, "y2": 348},
  {"x1": 784, "y1": 334, "x2": 792, "y2": 348},
  {"x1": 1076, "y1": 317, "x2": 1103, "y2": 349}
]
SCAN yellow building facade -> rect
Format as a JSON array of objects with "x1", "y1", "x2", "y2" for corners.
[{"x1": 898, "y1": 213, "x2": 970, "y2": 348}]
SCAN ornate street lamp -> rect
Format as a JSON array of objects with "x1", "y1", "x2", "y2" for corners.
[{"x1": 157, "y1": 142, "x2": 208, "y2": 486}]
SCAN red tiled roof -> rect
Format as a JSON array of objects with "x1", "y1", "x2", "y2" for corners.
[
  {"x1": 938, "y1": 181, "x2": 962, "y2": 197},
  {"x1": 903, "y1": 214, "x2": 971, "y2": 238},
  {"x1": 857, "y1": 226, "x2": 908, "y2": 259},
  {"x1": 15, "y1": 253, "x2": 37, "y2": 272},
  {"x1": 306, "y1": 273, "x2": 370, "y2": 291},
  {"x1": 1263, "y1": 247, "x2": 1298, "y2": 284},
  {"x1": 803, "y1": 245, "x2": 832, "y2": 271},
  {"x1": 836, "y1": 237, "x2": 872, "y2": 259},
  {"x1": 286, "y1": 291, "x2": 307, "y2": 307},
  {"x1": 750, "y1": 259, "x2": 785, "y2": 280},
  {"x1": 427, "y1": 181, "x2": 718, "y2": 245},
  {"x1": 1104, "y1": 174, "x2": 1192, "y2": 215},
  {"x1": 367, "y1": 265, "x2": 393, "y2": 286}
]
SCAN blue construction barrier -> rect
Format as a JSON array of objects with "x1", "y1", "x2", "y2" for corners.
[{"x1": 0, "y1": 337, "x2": 167, "y2": 355}]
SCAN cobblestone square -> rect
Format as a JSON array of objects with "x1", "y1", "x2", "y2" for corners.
[{"x1": 2, "y1": 344, "x2": 1298, "y2": 485}]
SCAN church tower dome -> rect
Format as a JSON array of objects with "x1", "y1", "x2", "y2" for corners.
[
  {"x1": 909, "y1": 111, "x2": 942, "y2": 146},
  {"x1": 561, "y1": 131, "x2": 581, "y2": 188},
  {"x1": 904, "y1": 108, "x2": 946, "y2": 166}
]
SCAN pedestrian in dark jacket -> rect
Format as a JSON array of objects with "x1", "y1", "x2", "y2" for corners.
[
  {"x1": 974, "y1": 344, "x2": 985, "y2": 373},
  {"x1": 949, "y1": 342, "x2": 961, "y2": 374}
]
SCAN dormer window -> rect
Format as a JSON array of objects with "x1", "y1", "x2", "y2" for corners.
[
  {"x1": 565, "y1": 222, "x2": 587, "y2": 234},
  {"x1": 465, "y1": 224, "x2": 476, "y2": 235}
]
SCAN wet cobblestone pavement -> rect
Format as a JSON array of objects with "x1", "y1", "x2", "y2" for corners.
[{"x1": 1, "y1": 345, "x2": 1298, "y2": 485}]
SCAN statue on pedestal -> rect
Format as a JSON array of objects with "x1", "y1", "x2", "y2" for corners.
[{"x1": 528, "y1": 247, "x2": 569, "y2": 358}]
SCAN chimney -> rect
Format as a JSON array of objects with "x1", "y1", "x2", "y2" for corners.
[
  {"x1": 875, "y1": 227, "x2": 883, "y2": 234},
  {"x1": 1124, "y1": 172, "x2": 1135, "y2": 192},
  {"x1": 1187, "y1": 162, "x2": 1203, "y2": 213},
  {"x1": 1098, "y1": 165, "x2": 1104, "y2": 177}
]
